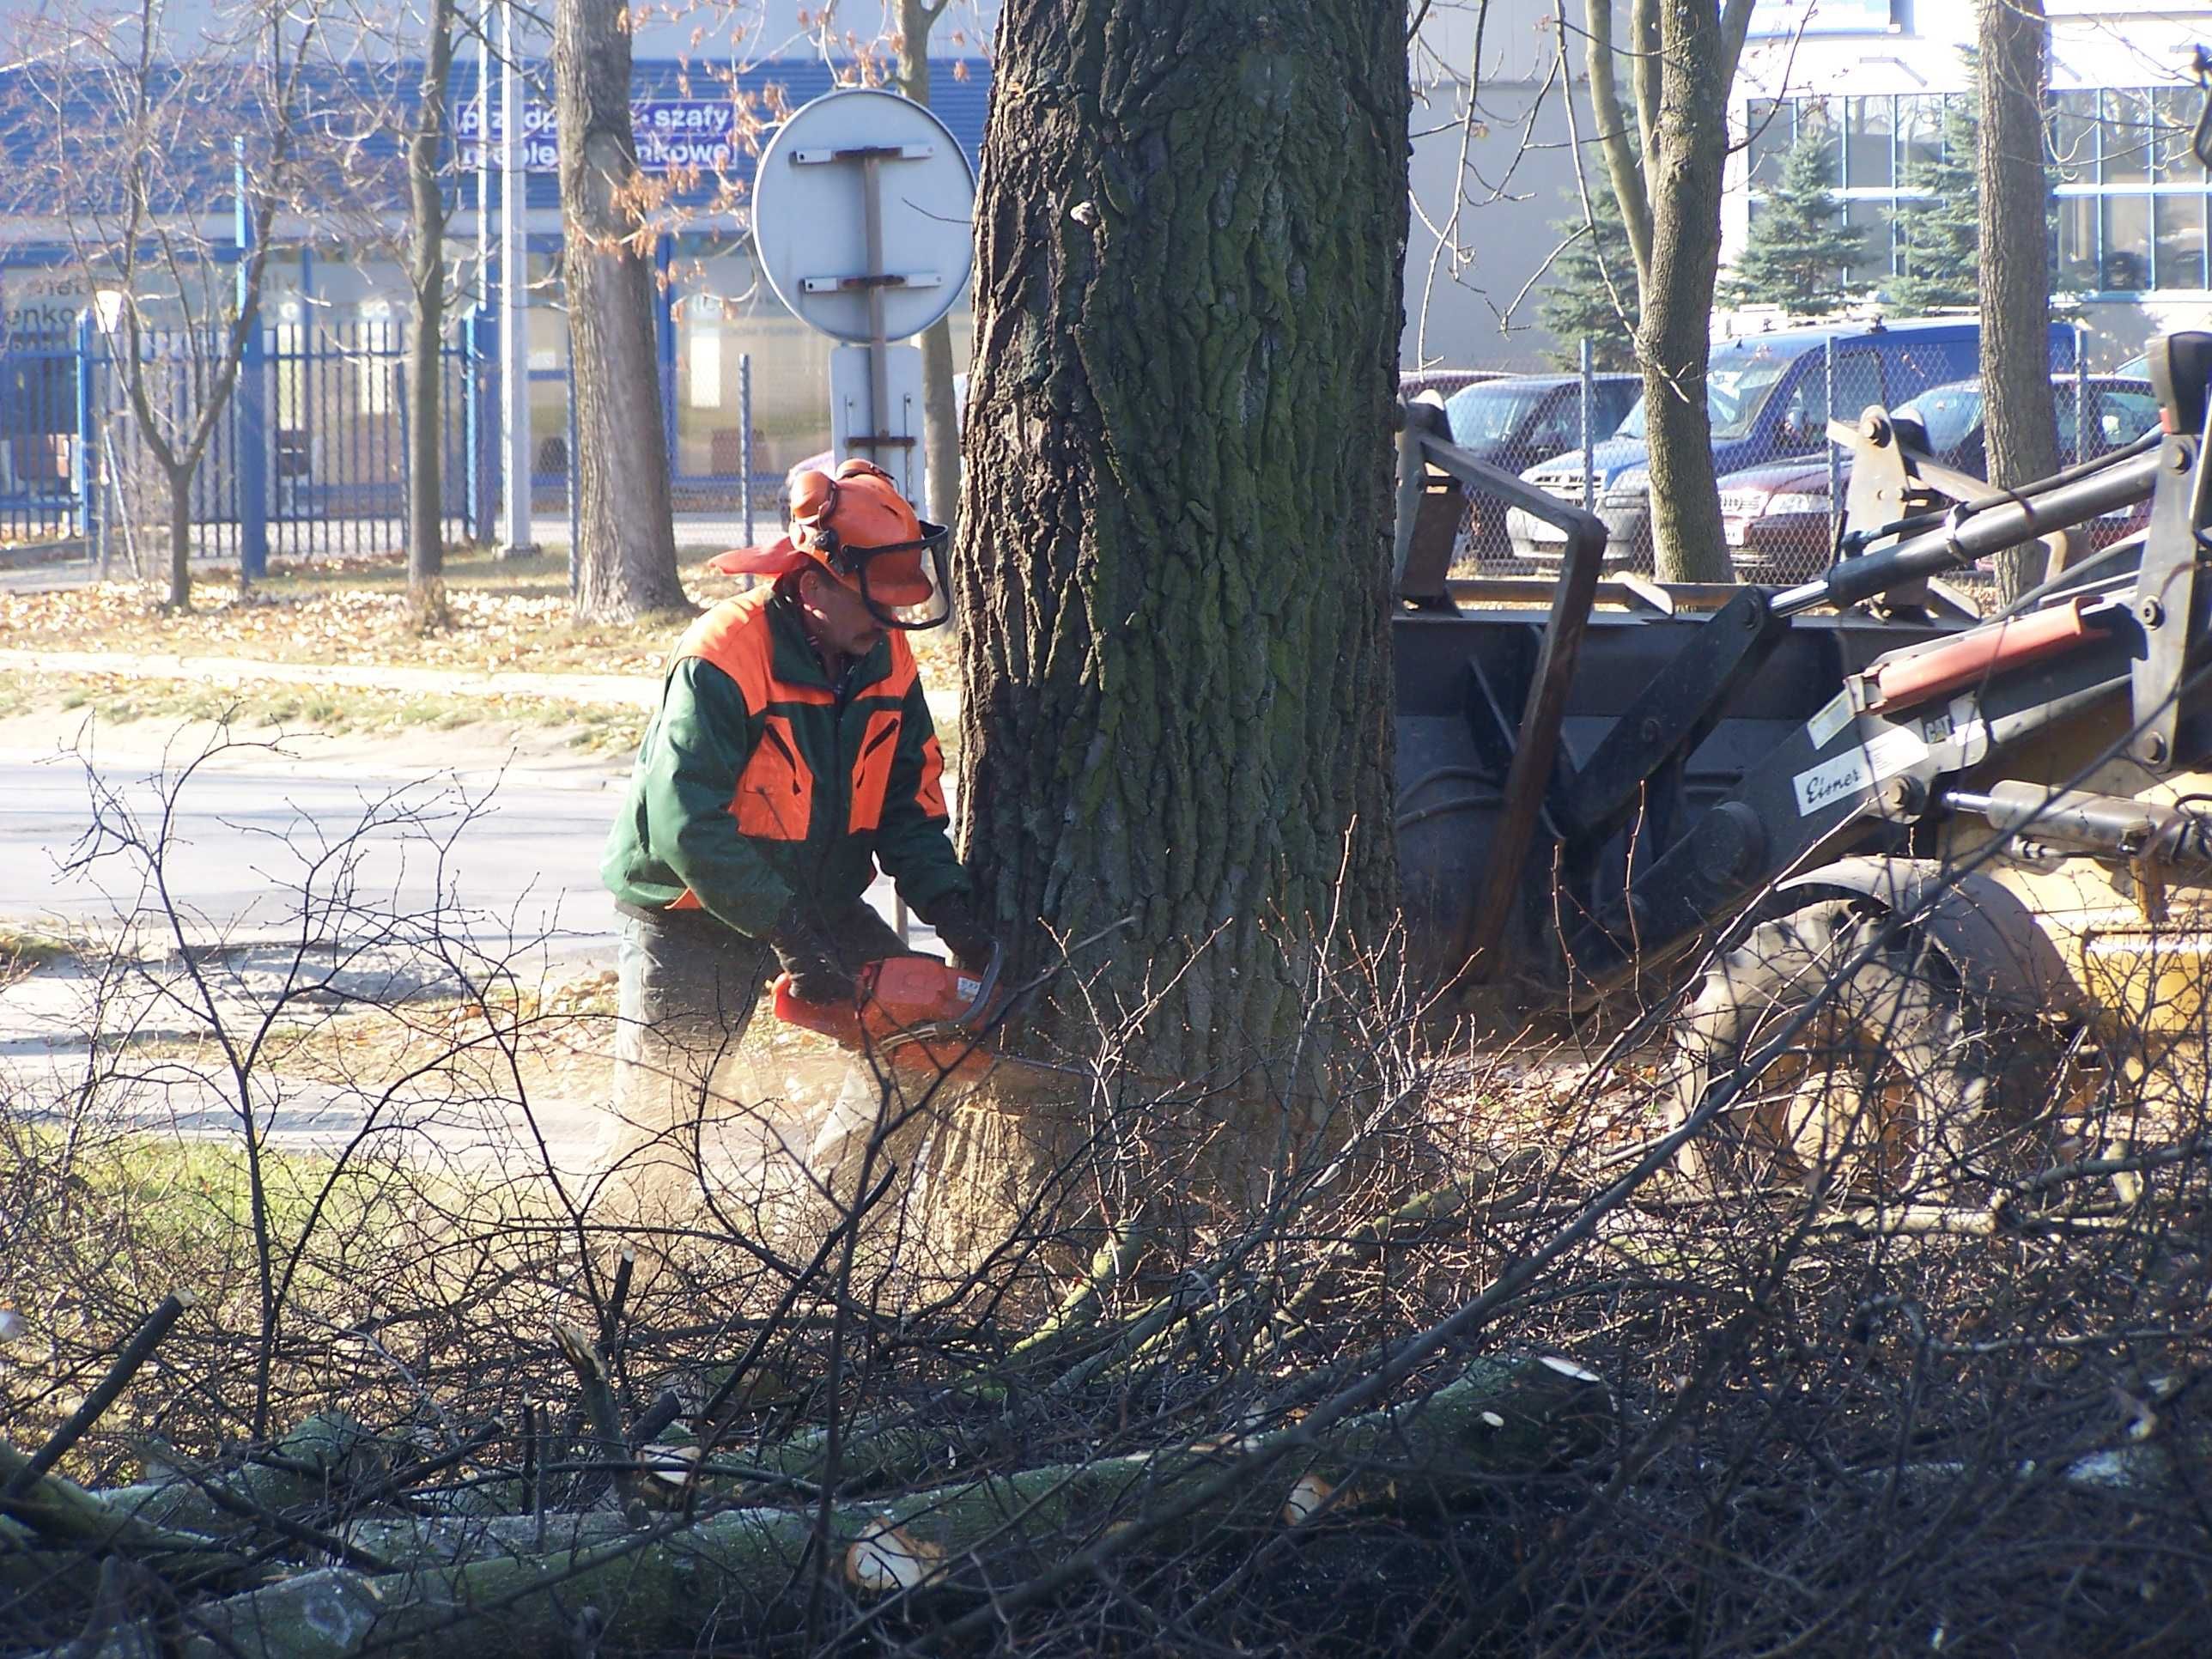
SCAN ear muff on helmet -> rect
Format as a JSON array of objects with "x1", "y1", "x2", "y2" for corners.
[{"x1": 780, "y1": 460, "x2": 950, "y2": 625}]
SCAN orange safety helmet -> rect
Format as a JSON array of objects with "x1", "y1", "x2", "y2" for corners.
[{"x1": 708, "y1": 459, "x2": 951, "y2": 629}]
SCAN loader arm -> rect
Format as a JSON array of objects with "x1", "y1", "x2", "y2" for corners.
[
  {"x1": 1395, "y1": 400, "x2": 1611, "y2": 985},
  {"x1": 1579, "y1": 398, "x2": 2184, "y2": 985}
]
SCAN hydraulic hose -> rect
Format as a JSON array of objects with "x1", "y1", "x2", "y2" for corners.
[{"x1": 1771, "y1": 444, "x2": 2165, "y2": 618}]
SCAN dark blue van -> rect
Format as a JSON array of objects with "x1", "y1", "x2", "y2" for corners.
[{"x1": 1508, "y1": 317, "x2": 2069, "y2": 568}]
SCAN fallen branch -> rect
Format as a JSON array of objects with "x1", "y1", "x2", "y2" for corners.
[
  {"x1": 1, "y1": 1291, "x2": 194, "y2": 1499},
  {"x1": 57, "y1": 1354, "x2": 1608, "y2": 1659},
  {"x1": 86, "y1": 1413, "x2": 389, "y2": 1538},
  {"x1": 0, "y1": 1444, "x2": 265, "y2": 1590},
  {"x1": 551, "y1": 1322, "x2": 630, "y2": 1510}
]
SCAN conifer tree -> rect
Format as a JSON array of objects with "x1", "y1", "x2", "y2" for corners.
[
  {"x1": 1887, "y1": 99, "x2": 1980, "y2": 315},
  {"x1": 1539, "y1": 176, "x2": 1638, "y2": 370},
  {"x1": 1723, "y1": 131, "x2": 1863, "y2": 318}
]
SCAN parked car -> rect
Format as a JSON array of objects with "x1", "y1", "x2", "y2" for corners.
[
  {"x1": 1402, "y1": 368, "x2": 1515, "y2": 401},
  {"x1": 1440, "y1": 373, "x2": 1641, "y2": 562},
  {"x1": 1718, "y1": 374, "x2": 2160, "y2": 580},
  {"x1": 1505, "y1": 317, "x2": 2069, "y2": 570}
]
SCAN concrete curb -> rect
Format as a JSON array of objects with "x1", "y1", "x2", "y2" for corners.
[{"x1": 0, "y1": 539, "x2": 87, "y2": 572}]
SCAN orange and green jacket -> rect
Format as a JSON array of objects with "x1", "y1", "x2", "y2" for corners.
[{"x1": 600, "y1": 586, "x2": 969, "y2": 937}]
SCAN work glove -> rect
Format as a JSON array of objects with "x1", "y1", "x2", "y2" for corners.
[
  {"x1": 921, "y1": 892, "x2": 998, "y2": 973},
  {"x1": 766, "y1": 902, "x2": 855, "y2": 1004}
]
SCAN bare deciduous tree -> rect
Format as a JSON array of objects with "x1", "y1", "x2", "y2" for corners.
[
  {"x1": 1583, "y1": 0, "x2": 1757, "y2": 584},
  {"x1": 403, "y1": 0, "x2": 463, "y2": 632},
  {"x1": 19, "y1": 0, "x2": 320, "y2": 611},
  {"x1": 890, "y1": 0, "x2": 963, "y2": 540},
  {"x1": 1978, "y1": 0, "x2": 2063, "y2": 602},
  {"x1": 556, "y1": 0, "x2": 688, "y2": 623}
]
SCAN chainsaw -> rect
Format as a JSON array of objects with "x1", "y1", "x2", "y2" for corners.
[
  {"x1": 771, "y1": 940, "x2": 1182, "y2": 1094},
  {"x1": 769, "y1": 942, "x2": 1018, "y2": 1084}
]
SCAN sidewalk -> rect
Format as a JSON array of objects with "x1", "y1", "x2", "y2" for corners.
[
  {"x1": 0, "y1": 647, "x2": 656, "y2": 709},
  {"x1": 0, "y1": 646, "x2": 961, "y2": 729}
]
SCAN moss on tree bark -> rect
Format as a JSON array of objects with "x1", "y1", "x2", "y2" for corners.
[
  {"x1": 951, "y1": 1, "x2": 1407, "y2": 1146},
  {"x1": 52, "y1": 1358, "x2": 1606, "y2": 1657}
]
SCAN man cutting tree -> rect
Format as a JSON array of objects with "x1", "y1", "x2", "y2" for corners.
[{"x1": 600, "y1": 459, "x2": 996, "y2": 1151}]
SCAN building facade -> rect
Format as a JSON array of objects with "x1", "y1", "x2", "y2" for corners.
[{"x1": 1729, "y1": 0, "x2": 2212, "y2": 363}]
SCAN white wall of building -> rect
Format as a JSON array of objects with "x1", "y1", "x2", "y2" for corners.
[{"x1": 1405, "y1": 1, "x2": 1606, "y2": 369}]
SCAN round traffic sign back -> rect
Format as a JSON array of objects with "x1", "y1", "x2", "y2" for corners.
[{"x1": 750, "y1": 88, "x2": 975, "y2": 344}]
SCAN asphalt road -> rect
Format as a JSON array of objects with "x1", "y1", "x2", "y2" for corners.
[
  {"x1": 0, "y1": 734, "x2": 929, "y2": 1164},
  {"x1": 0, "y1": 750, "x2": 626, "y2": 959},
  {"x1": 0, "y1": 743, "x2": 632, "y2": 1161}
]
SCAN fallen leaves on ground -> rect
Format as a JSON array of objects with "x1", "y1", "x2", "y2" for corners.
[
  {"x1": 0, "y1": 580, "x2": 674, "y2": 678},
  {"x1": 0, "y1": 557, "x2": 963, "y2": 690}
]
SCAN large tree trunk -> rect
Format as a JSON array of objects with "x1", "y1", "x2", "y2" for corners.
[
  {"x1": 892, "y1": 1, "x2": 963, "y2": 544},
  {"x1": 1978, "y1": 0, "x2": 2062, "y2": 605},
  {"x1": 554, "y1": 0, "x2": 686, "y2": 622},
  {"x1": 44, "y1": 1357, "x2": 1611, "y2": 1659},
  {"x1": 951, "y1": 1, "x2": 1405, "y2": 1202},
  {"x1": 404, "y1": 0, "x2": 457, "y2": 633}
]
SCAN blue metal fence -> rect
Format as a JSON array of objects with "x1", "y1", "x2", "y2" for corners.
[
  {"x1": 82, "y1": 318, "x2": 484, "y2": 568},
  {"x1": 0, "y1": 311, "x2": 793, "y2": 568},
  {"x1": 0, "y1": 331, "x2": 82, "y2": 544}
]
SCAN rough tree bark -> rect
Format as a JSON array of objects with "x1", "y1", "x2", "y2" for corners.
[
  {"x1": 404, "y1": 0, "x2": 459, "y2": 633},
  {"x1": 952, "y1": 2, "x2": 1405, "y2": 1158},
  {"x1": 555, "y1": 0, "x2": 687, "y2": 621},
  {"x1": 1583, "y1": 0, "x2": 1756, "y2": 584},
  {"x1": 892, "y1": 0, "x2": 962, "y2": 543},
  {"x1": 1978, "y1": 0, "x2": 2062, "y2": 604}
]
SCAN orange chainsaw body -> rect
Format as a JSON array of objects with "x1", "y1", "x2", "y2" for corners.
[{"x1": 769, "y1": 954, "x2": 1004, "y2": 1082}]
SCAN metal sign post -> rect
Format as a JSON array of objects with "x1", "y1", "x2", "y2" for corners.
[
  {"x1": 497, "y1": 0, "x2": 537, "y2": 559},
  {"x1": 234, "y1": 137, "x2": 269, "y2": 582},
  {"x1": 751, "y1": 91, "x2": 974, "y2": 519}
]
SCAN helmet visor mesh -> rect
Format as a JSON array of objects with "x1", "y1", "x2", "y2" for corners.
[{"x1": 852, "y1": 524, "x2": 953, "y2": 630}]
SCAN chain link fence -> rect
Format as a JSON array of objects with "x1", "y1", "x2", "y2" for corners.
[{"x1": 1429, "y1": 324, "x2": 2155, "y2": 586}]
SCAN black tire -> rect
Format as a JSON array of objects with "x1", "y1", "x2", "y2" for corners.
[{"x1": 1668, "y1": 900, "x2": 2036, "y2": 1203}]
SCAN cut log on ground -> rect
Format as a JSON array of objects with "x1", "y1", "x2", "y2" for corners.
[{"x1": 29, "y1": 1354, "x2": 1609, "y2": 1659}]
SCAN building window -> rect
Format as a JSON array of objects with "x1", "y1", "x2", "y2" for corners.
[
  {"x1": 2104, "y1": 88, "x2": 2154, "y2": 186},
  {"x1": 2156, "y1": 193, "x2": 2207, "y2": 289},
  {"x1": 1845, "y1": 95, "x2": 1893, "y2": 190},
  {"x1": 2049, "y1": 90, "x2": 2098, "y2": 185},
  {"x1": 2100, "y1": 195, "x2": 2152, "y2": 293},
  {"x1": 1799, "y1": 97, "x2": 1841, "y2": 184},
  {"x1": 1898, "y1": 94, "x2": 1942, "y2": 175},
  {"x1": 1844, "y1": 199, "x2": 1892, "y2": 285},
  {"x1": 1747, "y1": 98, "x2": 1790, "y2": 187},
  {"x1": 2057, "y1": 195, "x2": 2100, "y2": 291},
  {"x1": 2154, "y1": 87, "x2": 2198, "y2": 180},
  {"x1": 1750, "y1": 87, "x2": 2211, "y2": 297}
]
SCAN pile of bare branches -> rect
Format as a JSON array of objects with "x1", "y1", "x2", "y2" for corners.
[{"x1": 6, "y1": 744, "x2": 2212, "y2": 1656}]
